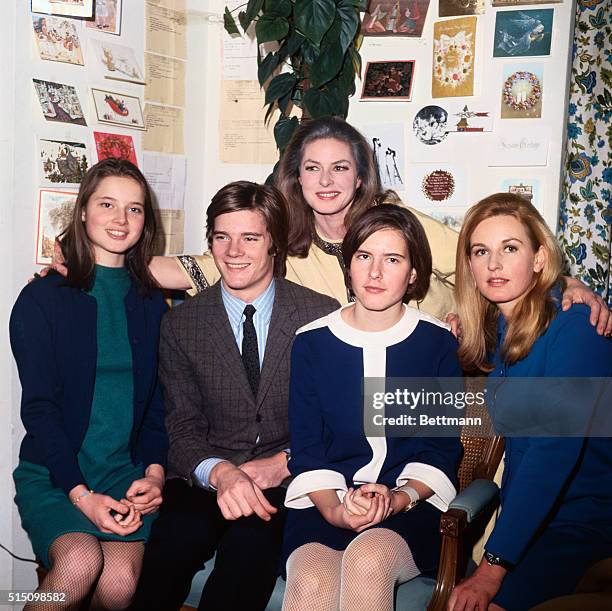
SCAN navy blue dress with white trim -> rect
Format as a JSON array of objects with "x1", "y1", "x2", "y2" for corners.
[{"x1": 282, "y1": 305, "x2": 463, "y2": 576}]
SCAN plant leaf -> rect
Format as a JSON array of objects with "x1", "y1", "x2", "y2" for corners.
[
  {"x1": 256, "y1": 15, "x2": 290, "y2": 43},
  {"x1": 239, "y1": 0, "x2": 264, "y2": 31},
  {"x1": 258, "y1": 52, "x2": 280, "y2": 86},
  {"x1": 278, "y1": 89, "x2": 294, "y2": 114},
  {"x1": 265, "y1": 72, "x2": 297, "y2": 105},
  {"x1": 264, "y1": 0, "x2": 292, "y2": 18},
  {"x1": 336, "y1": 0, "x2": 360, "y2": 53},
  {"x1": 304, "y1": 87, "x2": 340, "y2": 118},
  {"x1": 223, "y1": 7, "x2": 240, "y2": 36},
  {"x1": 301, "y1": 39, "x2": 321, "y2": 65},
  {"x1": 310, "y1": 41, "x2": 344, "y2": 88},
  {"x1": 287, "y1": 30, "x2": 305, "y2": 56},
  {"x1": 274, "y1": 115, "x2": 300, "y2": 150},
  {"x1": 294, "y1": 0, "x2": 336, "y2": 46}
]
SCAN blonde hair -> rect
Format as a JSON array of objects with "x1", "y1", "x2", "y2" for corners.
[{"x1": 456, "y1": 193, "x2": 564, "y2": 373}]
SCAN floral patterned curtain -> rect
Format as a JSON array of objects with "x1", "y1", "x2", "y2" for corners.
[{"x1": 558, "y1": 0, "x2": 611, "y2": 307}]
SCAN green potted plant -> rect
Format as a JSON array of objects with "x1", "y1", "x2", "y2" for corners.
[{"x1": 224, "y1": 0, "x2": 367, "y2": 154}]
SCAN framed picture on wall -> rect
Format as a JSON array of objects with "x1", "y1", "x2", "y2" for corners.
[
  {"x1": 38, "y1": 139, "x2": 89, "y2": 185},
  {"x1": 362, "y1": 0, "x2": 430, "y2": 37},
  {"x1": 91, "y1": 88, "x2": 146, "y2": 130},
  {"x1": 33, "y1": 79, "x2": 87, "y2": 126},
  {"x1": 36, "y1": 189, "x2": 78, "y2": 265},
  {"x1": 361, "y1": 60, "x2": 415, "y2": 101},
  {"x1": 32, "y1": 14, "x2": 84, "y2": 65},
  {"x1": 90, "y1": 40, "x2": 145, "y2": 85},
  {"x1": 94, "y1": 131, "x2": 138, "y2": 165},
  {"x1": 31, "y1": 0, "x2": 94, "y2": 19},
  {"x1": 87, "y1": 0, "x2": 123, "y2": 36}
]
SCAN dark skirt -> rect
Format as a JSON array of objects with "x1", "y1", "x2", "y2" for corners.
[
  {"x1": 281, "y1": 500, "x2": 442, "y2": 578},
  {"x1": 13, "y1": 460, "x2": 156, "y2": 568}
]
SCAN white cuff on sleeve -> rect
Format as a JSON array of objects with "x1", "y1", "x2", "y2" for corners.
[
  {"x1": 285, "y1": 469, "x2": 347, "y2": 509},
  {"x1": 396, "y1": 462, "x2": 457, "y2": 511}
]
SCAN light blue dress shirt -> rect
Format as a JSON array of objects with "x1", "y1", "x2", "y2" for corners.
[{"x1": 193, "y1": 279, "x2": 276, "y2": 489}]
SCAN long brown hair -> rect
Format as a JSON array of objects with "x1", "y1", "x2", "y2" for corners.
[
  {"x1": 205, "y1": 181, "x2": 288, "y2": 277},
  {"x1": 456, "y1": 193, "x2": 564, "y2": 373},
  {"x1": 59, "y1": 158, "x2": 158, "y2": 293},
  {"x1": 342, "y1": 204, "x2": 432, "y2": 303},
  {"x1": 276, "y1": 117, "x2": 380, "y2": 257}
]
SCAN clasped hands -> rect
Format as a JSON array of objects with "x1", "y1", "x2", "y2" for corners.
[
  {"x1": 328, "y1": 483, "x2": 407, "y2": 533},
  {"x1": 211, "y1": 451, "x2": 290, "y2": 522},
  {"x1": 70, "y1": 464, "x2": 164, "y2": 536}
]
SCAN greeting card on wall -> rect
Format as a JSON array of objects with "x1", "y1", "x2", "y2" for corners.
[
  {"x1": 413, "y1": 106, "x2": 448, "y2": 145},
  {"x1": 32, "y1": 15, "x2": 84, "y2": 65},
  {"x1": 31, "y1": 0, "x2": 94, "y2": 18},
  {"x1": 92, "y1": 88, "x2": 146, "y2": 129},
  {"x1": 87, "y1": 0, "x2": 122, "y2": 35},
  {"x1": 445, "y1": 102, "x2": 493, "y2": 132},
  {"x1": 428, "y1": 208, "x2": 466, "y2": 231},
  {"x1": 33, "y1": 79, "x2": 87, "y2": 126},
  {"x1": 439, "y1": 0, "x2": 484, "y2": 17},
  {"x1": 361, "y1": 123, "x2": 406, "y2": 191},
  {"x1": 492, "y1": 0, "x2": 561, "y2": 8},
  {"x1": 361, "y1": 61, "x2": 415, "y2": 100},
  {"x1": 36, "y1": 189, "x2": 77, "y2": 265},
  {"x1": 38, "y1": 139, "x2": 89, "y2": 185},
  {"x1": 488, "y1": 129, "x2": 550, "y2": 166},
  {"x1": 94, "y1": 131, "x2": 138, "y2": 165},
  {"x1": 501, "y1": 177, "x2": 543, "y2": 212},
  {"x1": 362, "y1": 0, "x2": 431, "y2": 37},
  {"x1": 501, "y1": 64, "x2": 543, "y2": 119},
  {"x1": 407, "y1": 164, "x2": 468, "y2": 207},
  {"x1": 493, "y1": 9, "x2": 554, "y2": 58},
  {"x1": 432, "y1": 17, "x2": 476, "y2": 98},
  {"x1": 90, "y1": 40, "x2": 145, "y2": 85}
]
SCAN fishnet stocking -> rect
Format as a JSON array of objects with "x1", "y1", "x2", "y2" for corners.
[
  {"x1": 90, "y1": 541, "x2": 144, "y2": 610},
  {"x1": 283, "y1": 543, "x2": 343, "y2": 611},
  {"x1": 26, "y1": 532, "x2": 103, "y2": 611},
  {"x1": 340, "y1": 528, "x2": 419, "y2": 611}
]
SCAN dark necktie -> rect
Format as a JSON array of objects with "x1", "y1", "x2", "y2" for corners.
[{"x1": 242, "y1": 305, "x2": 260, "y2": 396}]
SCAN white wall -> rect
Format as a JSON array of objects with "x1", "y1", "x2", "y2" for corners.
[{"x1": 1, "y1": 0, "x2": 16, "y2": 588}]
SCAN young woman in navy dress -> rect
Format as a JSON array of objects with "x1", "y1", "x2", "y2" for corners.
[
  {"x1": 282, "y1": 204, "x2": 463, "y2": 611},
  {"x1": 449, "y1": 193, "x2": 612, "y2": 611}
]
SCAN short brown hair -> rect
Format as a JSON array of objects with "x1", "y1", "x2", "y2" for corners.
[
  {"x1": 342, "y1": 204, "x2": 432, "y2": 303},
  {"x1": 60, "y1": 158, "x2": 158, "y2": 293},
  {"x1": 206, "y1": 181, "x2": 288, "y2": 277}
]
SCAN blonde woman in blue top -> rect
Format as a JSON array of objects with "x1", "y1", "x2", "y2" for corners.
[
  {"x1": 449, "y1": 193, "x2": 612, "y2": 611},
  {"x1": 11, "y1": 159, "x2": 167, "y2": 610}
]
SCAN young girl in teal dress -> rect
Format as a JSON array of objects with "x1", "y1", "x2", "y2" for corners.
[{"x1": 10, "y1": 159, "x2": 168, "y2": 610}]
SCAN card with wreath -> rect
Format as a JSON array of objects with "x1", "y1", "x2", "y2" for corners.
[
  {"x1": 432, "y1": 17, "x2": 476, "y2": 98},
  {"x1": 500, "y1": 63, "x2": 543, "y2": 119}
]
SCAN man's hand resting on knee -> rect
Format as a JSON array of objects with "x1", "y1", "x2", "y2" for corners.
[
  {"x1": 210, "y1": 461, "x2": 278, "y2": 522},
  {"x1": 239, "y1": 451, "x2": 290, "y2": 490}
]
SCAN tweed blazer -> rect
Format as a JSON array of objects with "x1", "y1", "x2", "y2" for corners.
[{"x1": 160, "y1": 278, "x2": 339, "y2": 483}]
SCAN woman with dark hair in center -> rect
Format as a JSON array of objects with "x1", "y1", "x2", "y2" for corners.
[
  {"x1": 281, "y1": 204, "x2": 462, "y2": 611},
  {"x1": 11, "y1": 159, "x2": 168, "y2": 610}
]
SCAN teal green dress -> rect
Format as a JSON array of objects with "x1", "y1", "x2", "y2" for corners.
[{"x1": 13, "y1": 266, "x2": 156, "y2": 567}]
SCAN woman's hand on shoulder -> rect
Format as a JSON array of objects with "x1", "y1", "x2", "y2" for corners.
[
  {"x1": 124, "y1": 464, "x2": 165, "y2": 515},
  {"x1": 562, "y1": 277, "x2": 612, "y2": 336},
  {"x1": 73, "y1": 490, "x2": 143, "y2": 535}
]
